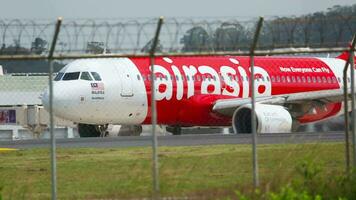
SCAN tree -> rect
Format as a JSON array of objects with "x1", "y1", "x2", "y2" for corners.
[
  {"x1": 140, "y1": 38, "x2": 163, "y2": 53},
  {"x1": 213, "y1": 22, "x2": 249, "y2": 51},
  {"x1": 180, "y1": 26, "x2": 212, "y2": 52},
  {"x1": 31, "y1": 37, "x2": 47, "y2": 55},
  {"x1": 86, "y1": 41, "x2": 110, "y2": 54}
]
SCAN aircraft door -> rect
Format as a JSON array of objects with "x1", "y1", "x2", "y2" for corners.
[{"x1": 118, "y1": 62, "x2": 134, "y2": 97}]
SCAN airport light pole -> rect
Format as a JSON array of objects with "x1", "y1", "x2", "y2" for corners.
[
  {"x1": 149, "y1": 16, "x2": 164, "y2": 199},
  {"x1": 250, "y1": 17, "x2": 263, "y2": 188},
  {"x1": 48, "y1": 17, "x2": 62, "y2": 200}
]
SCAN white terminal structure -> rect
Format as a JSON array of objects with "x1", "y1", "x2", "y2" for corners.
[{"x1": 0, "y1": 72, "x2": 76, "y2": 140}]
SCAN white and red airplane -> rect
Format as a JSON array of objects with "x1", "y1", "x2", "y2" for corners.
[{"x1": 41, "y1": 51, "x2": 356, "y2": 137}]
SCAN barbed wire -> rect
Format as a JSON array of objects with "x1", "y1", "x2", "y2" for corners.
[{"x1": 0, "y1": 16, "x2": 355, "y2": 57}]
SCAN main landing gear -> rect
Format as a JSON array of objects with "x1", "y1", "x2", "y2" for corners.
[{"x1": 166, "y1": 126, "x2": 182, "y2": 135}]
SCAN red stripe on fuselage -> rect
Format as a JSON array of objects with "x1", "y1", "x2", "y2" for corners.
[{"x1": 130, "y1": 56, "x2": 340, "y2": 126}]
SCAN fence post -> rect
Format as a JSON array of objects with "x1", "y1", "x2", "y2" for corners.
[
  {"x1": 343, "y1": 35, "x2": 356, "y2": 173},
  {"x1": 149, "y1": 16, "x2": 164, "y2": 199},
  {"x1": 250, "y1": 17, "x2": 263, "y2": 188},
  {"x1": 351, "y1": 36, "x2": 356, "y2": 167},
  {"x1": 343, "y1": 54, "x2": 351, "y2": 173},
  {"x1": 48, "y1": 17, "x2": 62, "y2": 200}
]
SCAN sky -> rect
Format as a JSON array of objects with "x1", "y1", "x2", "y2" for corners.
[{"x1": 0, "y1": 0, "x2": 355, "y2": 19}]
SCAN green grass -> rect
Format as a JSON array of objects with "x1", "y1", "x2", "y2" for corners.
[{"x1": 0, "y1": 143, "x2": 347, "y2": 199}]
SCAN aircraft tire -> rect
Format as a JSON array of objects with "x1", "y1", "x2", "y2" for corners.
[
  {"x1": 166, "y1": 126, "x2": 182, "y2": 135},
  {"x1": 78, "y1": 124, "x2": 101, "y2": 137}
]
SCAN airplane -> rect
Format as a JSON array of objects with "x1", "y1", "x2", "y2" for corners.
[{"x1": 41, "y1": 50, "x2": 356, "y2": 137}]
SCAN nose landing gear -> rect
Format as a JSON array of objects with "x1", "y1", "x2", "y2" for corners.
[{"x1": 78, "y1": 123, "x2": 108, "y2": 137}]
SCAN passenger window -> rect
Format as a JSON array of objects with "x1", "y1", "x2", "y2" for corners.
[
  {"x1": 63, "y1": 72, "x2": 80, "y2": 81},
  {"x1": 271, "y1": 76, "x2": 275, "y2": 82},
  {"x1": 91, "y1": 72, "x2": 102, "y2": 81},
  {"x1": 302, "y1": 76, "x2": 306, "y2": 83},
  {"x1": 80, "y1": 72, "x2": 93, "y2": 81},
  {"x1": 332, "y1": 77, "x2": 337, "y2": 83},
  {"x1": 54, "y1": 72, "x2": 64, "y2": 81},
  {"x1": 197, "y1": 75, "x2": 201, "y2": 81}
]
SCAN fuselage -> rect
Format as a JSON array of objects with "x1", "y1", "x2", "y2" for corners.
[{"x1": 41, "y1": 55, "x2": 353, "y2": 127}]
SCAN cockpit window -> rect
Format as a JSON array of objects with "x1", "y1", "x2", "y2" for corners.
[
  {"x1": 62, "y1": 72, "x2": 80, "y2": 81},
  {"x1": 54, "y1": 72, "x2": 64, "y2": 81},
  {"x1": 91, "y1": 72, "x2": 102, "y2": 81},
  {"x1": 80, "y1": 71, "x2": 93, "y2": 81}
]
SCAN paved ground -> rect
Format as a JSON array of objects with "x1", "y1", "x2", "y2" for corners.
[{"x1": 0, "y1": 132, "x2": 345, "y2": 149}]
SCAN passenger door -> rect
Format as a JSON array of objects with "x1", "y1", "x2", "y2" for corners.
[{"x1": 117, "y1": 61, "x2": 134, "y2": 97}]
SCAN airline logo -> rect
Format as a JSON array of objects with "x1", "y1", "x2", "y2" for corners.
[{"x1": 144, "y1": 57, "x2": 272, "y2": 101}]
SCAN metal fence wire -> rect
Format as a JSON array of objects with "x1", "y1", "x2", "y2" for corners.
[
  {"x1": 0, "y1": 16, "x2": 355, "y2": 56},
  {"x1": 0, "y1": 15, "x2": 355, "y2": 200}
]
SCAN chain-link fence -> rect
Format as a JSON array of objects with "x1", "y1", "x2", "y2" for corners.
[{"x1": 0, "y1": 14, "x2": 356, "y2": 199}]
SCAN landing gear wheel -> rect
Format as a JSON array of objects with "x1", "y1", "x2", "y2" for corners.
[
  {"x1": 96, "y1": 124, "x2": 108, "y2": 137},
  {"x1": 166, "y1": 126, "x2": 182, "y2": 135},
  {"x1": 78, "y1": 124, "x2": 108, "y2": 137}
]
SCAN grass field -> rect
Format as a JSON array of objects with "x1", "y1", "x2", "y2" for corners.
[{"x1": 0, "y1": 142, "x2": 347, "y2": 199}]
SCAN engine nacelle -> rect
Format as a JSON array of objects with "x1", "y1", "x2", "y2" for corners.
[{"x1": 232, "y1": 104, "x2": 292, "y2": 133}]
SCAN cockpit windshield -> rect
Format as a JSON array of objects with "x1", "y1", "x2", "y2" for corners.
[
  {"x1": 62, "y1": 72, "x2": 80, "y2": 81},
  {"x1": 80, "y1": 71, "x2": 93, "y2": 81},
  {"x1": 54, "y1": 71, "x2": 101, "y2": 81},
  {"x1": 91, "y1": 72, "x2": 102, "y2": 81},
  {"x1": 54, "y1": 72, "x2": 64, "y2": 81}
]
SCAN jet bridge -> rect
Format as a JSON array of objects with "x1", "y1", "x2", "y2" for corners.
[{"x1": 0, "y1": 73, "x2": 77, "y2": 140}]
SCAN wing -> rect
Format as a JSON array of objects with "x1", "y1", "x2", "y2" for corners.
[{"x1": 213, "y1": 88, "x2": 347, "y2": 116}]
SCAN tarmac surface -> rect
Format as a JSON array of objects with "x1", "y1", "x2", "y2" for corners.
[{"x1": 0, "y1": 132, "x2": 345, "y2": 149}]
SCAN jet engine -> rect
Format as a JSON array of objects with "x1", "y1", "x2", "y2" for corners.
[{"x1": 232, "y1": 104, "x2": 292, "y2": 133}]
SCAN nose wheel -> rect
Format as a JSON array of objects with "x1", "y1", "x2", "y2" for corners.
[
  {"x1": 96, "y1": 124, "x2": 109, "y2": 137},
  {"x1": 78, "y1": 123, "x2": 108, "y2": 137}
]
